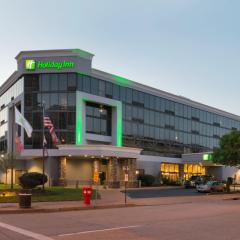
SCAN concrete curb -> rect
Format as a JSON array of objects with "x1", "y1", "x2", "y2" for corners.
[{"x1": 0, "y1": 203, "x2": 137, "y2": 214}]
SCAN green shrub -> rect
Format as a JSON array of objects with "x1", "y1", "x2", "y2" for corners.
[
  {"x1": 138, "y1": 174, "x2": 155, "y2": 186},
  {"x1": 19, "y1": 172, "x2": 48, "y2": 189}
]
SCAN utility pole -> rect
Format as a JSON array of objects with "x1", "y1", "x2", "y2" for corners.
[{"x1": 42, "y1": 101, "x2": 45, "y2": 191}]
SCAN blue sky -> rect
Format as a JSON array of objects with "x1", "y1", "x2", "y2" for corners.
[{"x1": 0, "y1": 0, "x2": 239, "y2": 115}]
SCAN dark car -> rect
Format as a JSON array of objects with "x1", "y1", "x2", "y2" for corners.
[{"x1": 184, "y1": 176, "x2": 202, "y2": 188}]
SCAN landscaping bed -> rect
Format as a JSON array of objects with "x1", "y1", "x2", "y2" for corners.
[{"x1": 0, "y1": 186, "x2": 99, "y2": 203}]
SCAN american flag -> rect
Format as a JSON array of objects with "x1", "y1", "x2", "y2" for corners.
[
  {"x1": 44, "y1": 116, "x2": 59, "y2": 145},
  {"x1": 43, "y1": 135, "x2": 48, "y2": 156},
  {"x1": 15, "y1": 132, "x2": 24, "y2": 153}
]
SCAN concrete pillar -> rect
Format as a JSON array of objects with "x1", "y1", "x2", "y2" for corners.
[
  {"x1": 108, "y1": 157, "x2": 120, "y2": 188},
  {"x1": 127, "y1": 159, "x2": 137, "y2": 188},
  {"x1": 45, "y1": 157, "x2": 59, "y2": 186},
  {"x1": 93, "y1": 160, "x2": 100, "y2": 174},
  {"x1": 59, "y1": 157, "x2": 67, "y2": 186},
  {"x1": 179, "y1": 164, "x2": 184, "y2": 183}
]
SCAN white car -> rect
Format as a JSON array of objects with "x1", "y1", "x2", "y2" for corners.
[{"x1": 196, "y1": 181, "x2": 225, "y2": 193}]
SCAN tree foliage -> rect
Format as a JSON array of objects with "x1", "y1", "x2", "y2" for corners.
[
  {"x1": 19, "y1": 172, "x2": 48, "y2": 189},
  {"x1": 212, "y1": 130, "x2": 240, "y2": 167}
]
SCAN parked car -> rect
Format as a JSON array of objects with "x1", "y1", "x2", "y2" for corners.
[
  {"x1": 184, "y1": 175, "x2": 214, "y2": 188},
  {"x1": 196, "y1": 181, "x2": 225, "y2": 193},
  {"x1": 184, "y1": 176, "x2": 204, "y2": 188}
]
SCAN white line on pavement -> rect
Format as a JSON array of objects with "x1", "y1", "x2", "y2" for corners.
[
  {"x1": 0, "y1": 221, "x2": 53, "y2": 240},
  {"x1": 58, "y1": 225, "x2": 141, "y2": 237}
]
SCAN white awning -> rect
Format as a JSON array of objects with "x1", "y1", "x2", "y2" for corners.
[{"x1": 20, "y1": 144, "x2": 142, "y2": 159}]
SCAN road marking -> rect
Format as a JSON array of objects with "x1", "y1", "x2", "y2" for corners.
[
  {"x1": 0, "y1": 221, "x2": 53, "y2": 240},
  {"x1": 58, "y1": 225, "x2": 141, "y2": 237}
]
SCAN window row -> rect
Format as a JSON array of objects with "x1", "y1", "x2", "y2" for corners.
[
  {"x1": 123, "y1": 121, "x2": 220, "y2": 149},
  {"x1": 24, "y1": 131, "x2": 75, "y2": 148},
  {"x1": 23, "y1": 73, "x2": 240, "y2": 131},
  {"x1": 24, "y1": 111, "x2": 75, "y2": 130}
]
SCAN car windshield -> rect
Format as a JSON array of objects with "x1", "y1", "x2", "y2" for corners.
[
  {"x1": 206, "y1": 181, "x2": 215, "y2": 186},
  {"x1": 190, "y1": 176, "x2": 198, "y2": 181}
]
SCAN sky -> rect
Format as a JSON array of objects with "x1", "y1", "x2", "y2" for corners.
[{"x1": 0, "y1": 0, "x2": 239, "y2": 115}]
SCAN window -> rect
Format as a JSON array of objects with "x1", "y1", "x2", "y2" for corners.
[
  {"x1": 59, "y1": 112, "x2": 67, "y2": 129},
  {"x1": 68, "y1": 73, "x2": 77, "y2": 91},
  {"x1": 59, "y1": 93, "x2": 67, "y2": 109},
  {"x1": 91, "y1": 77, "x2": 99, "y2": 95},
  {"x1": 106, "y1": 82, "x2": 113, "y2": 98},
  {"x1": 82, "y1": 76, "x2": 91, "y2": 93},
  {"x1": 86, "y1": 102, "x2": 112, "y2": 136},
  {"x1": 50, "y1": 74, "x2": 58, "y2": 91},
  {"x1": 41, "y1": 74, "x2": 50, "y2": 91},
  {"x1": 59, "y1": 74, "x2": 67, "y2": 91},
  {"x1": 50, "y1": 93, "x2": 58, "y2": 109}
]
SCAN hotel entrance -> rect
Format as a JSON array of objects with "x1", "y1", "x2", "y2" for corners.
[{"x1": 57, "y1": 144, "x2": 141, "y2": 188}]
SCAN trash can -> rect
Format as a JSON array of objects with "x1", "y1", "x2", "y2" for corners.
[
  {"x1": 19, "y1": 193, "x2": 32, "y2": 208},
  {"x1": 82, "y1": 186, "x2": 93, "y2": 205}
]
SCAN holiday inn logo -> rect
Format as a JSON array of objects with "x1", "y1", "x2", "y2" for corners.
[
  {"x1": 25, "y1": 60, "x2": 36, "y2": 70},
  {"x1": 25, "y1": 59, "x2": 75, "y2": 71}
]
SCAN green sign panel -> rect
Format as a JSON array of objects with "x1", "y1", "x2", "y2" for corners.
[
  {"x1": 25, "y1": 59, "x2": 75, "y2": 71},
  {"x1": 203, "y1": 153, "x2": 213, "y2": 161},
  {"x1": 25, "y1": 60, "x2": 36, "y2": 70}
]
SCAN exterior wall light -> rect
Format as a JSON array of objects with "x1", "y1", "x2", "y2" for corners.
[{"x1": 99, "y1": 104, "x2": 104, "y2": 113}]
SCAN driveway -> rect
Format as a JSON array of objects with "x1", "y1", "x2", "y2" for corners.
[{"x1": 126, "y1": 187, "x2": 205, "y2": 199}]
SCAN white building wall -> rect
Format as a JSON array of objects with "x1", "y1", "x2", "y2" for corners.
[{"x1": 137, "y1": 155, "x2": 182, "y2": 176}]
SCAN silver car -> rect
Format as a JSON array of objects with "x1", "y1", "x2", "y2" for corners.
[{"x1": 197, "y1": 181, "x2": 225, "y2": 193}]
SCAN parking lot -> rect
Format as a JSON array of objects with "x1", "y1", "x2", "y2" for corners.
[{"x1": 126, "y1": 187, "x2": 209, "y2": 199}]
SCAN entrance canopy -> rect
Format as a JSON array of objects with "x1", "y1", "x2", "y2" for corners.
[{"x1": 20, "y1": 145, "x2": 142, "y2": 159}]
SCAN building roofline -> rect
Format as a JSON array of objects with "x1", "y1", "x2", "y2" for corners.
[
  {"x1": 0, "y1": 49, "x2": 239, "y2": 121},
  {"x1": 15, "y1": 48, "x2": 94, "y2": 61}
]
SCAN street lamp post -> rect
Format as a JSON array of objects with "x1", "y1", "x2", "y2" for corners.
[
  {"x1": 123, "y1": 165, "x2": 129, "y2": 205},
  {"x1": 42, "y1": 101, "x2": 45, "y2": 191}
]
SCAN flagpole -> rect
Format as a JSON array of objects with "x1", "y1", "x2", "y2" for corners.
[
  {"x1": 42, "y1": 101, "x2": 45, "y2": 191},
  {"x1": 11, "y1": 106, "x2": 14, "y2": 189}
]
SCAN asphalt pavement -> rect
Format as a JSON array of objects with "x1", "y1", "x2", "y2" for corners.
[
  {"x1": 0, "y1": 198, "x2": 240, "y2": 240},
  {"x1": 126, "y1": 187, "x2": 201, "y2": 198}
]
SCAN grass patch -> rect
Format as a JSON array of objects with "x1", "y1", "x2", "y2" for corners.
[
  {"x1": 0, "y1": 185, "x2": 100, "y2": 203},
  {"x1": 0, "y1": 184, "x2": 19, "y2": 190}
]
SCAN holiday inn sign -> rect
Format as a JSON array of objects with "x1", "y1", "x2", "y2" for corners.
[{"x1": 25, "y1": 59, "x2": 75, "y2": 71}]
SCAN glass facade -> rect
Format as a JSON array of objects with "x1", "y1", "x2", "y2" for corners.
[
  {"x1": 160, "y1": 163, "x2": 179, "y2": 183},
  {"x1": 24, "y1": 74, "x2": 76, "y2": 149},
  {"x1": 0, "y1": 78, "x2": 23, "y2": 152},
  {"x1": 86, "y1": 102, "x2": 112, "y2": 136},
  {"x1": 19, "y1": 72, "x2": 240, "y2": 155},
  {"x1": 184, "y1": 164, "x2": 206, "y2": 180}
]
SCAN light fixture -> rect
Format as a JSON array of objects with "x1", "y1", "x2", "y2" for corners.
[
  {"x1": 99, "y1": 104, "x2": 104, "y2": 113},
  {"x1": 84, "y1": 154, "x2": 88, "y2": 157},
  {"x1": 68, "y1": 154, "x2": 72, "y2": 157},
  {"x1": 1, "y1": 154, "x2": 4, "y2": 158}
]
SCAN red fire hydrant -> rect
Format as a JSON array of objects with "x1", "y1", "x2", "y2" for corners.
[{"x1": 82, "y1": 186, "x2": 93, "y2": 205}]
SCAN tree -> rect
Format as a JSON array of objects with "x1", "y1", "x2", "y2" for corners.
[
  {"x1": 212, "y1": 130, "x2": 240, "y2": 167},
  {"x1": 0, "y1": 153, "x2": 16, "y2": 186}
]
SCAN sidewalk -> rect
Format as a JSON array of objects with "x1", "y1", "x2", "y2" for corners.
[{"x1": 0, "y1": 188, "x2": 239, "y2": 214}]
